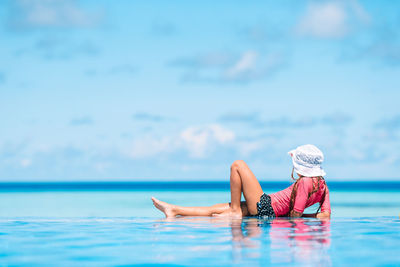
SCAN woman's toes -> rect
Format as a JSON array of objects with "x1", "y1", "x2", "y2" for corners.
[{"x1": 151, "y1": 197, "x2": 176, "y2": 218}]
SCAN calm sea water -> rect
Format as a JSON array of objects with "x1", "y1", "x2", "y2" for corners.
[{"x1": 0, "y1": 182, "x2": 399, "y2": 266}]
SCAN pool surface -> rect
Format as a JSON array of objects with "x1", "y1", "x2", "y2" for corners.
[
  {"x1": 1, "y1": 216, "x2": 399, "y2": 266},
  {"x1": 0, "y1": 185, "x2": 400, "y2": 266}
]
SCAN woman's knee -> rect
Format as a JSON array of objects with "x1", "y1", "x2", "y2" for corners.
[{"x1": 231, "y1": 160, "x2": 246, "y2": 171}]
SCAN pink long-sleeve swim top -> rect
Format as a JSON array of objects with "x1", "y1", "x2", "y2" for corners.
[{"x1": 269, "y1": 177, "x2": 331, "y2": 217}]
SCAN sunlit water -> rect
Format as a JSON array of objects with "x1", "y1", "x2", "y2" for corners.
[{"x1": 1, "y1": 187, "x2": 400, "y2": 266}]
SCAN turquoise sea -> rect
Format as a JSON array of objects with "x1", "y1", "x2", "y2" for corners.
[{"x1": 1, "y1": 182, "x2": 400, "y2": 266}]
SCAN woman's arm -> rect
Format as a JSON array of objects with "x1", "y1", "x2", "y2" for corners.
[
  {"x1": 289, "y1": 179, "x2": 331, "y2": 219},
  {"x1": 301, "y1": 213, "x2": 316, "y2": 218},
  {"x1": 290, "y1": 210, "x2": 303, "y2": 217},
  {"x1": 301, "y1": 211, "x2": 331, "y2": 218}
]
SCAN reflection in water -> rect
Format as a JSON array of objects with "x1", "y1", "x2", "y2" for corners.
[
  {"x1": 232, "y1": 217, "x2": 332, "y2": 266},
  {"x1": 152, "y1": 216, "x2": 331, "y2": 266}
]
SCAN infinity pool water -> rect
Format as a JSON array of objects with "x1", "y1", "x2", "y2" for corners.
[
  {"x1": 0, "y1": 184, "x2": 400, "y2": 266},
  {"x1": 1, "y1": 216, "x2": 399, "y2": 266}
]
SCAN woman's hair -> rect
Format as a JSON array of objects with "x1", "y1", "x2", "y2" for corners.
[{"x1": 287, "y1": 168, "x2": 327, "y2": 216}]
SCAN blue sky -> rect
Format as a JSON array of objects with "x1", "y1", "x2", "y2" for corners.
[{"x1": 1, "y1": 0, "x2": 400, "y2": 181}]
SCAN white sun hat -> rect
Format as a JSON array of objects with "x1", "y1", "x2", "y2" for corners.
[{"x1": 288, "y1": 144, "x2": 326, "y2": 177}]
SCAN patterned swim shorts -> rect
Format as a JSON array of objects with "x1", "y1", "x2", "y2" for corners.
[{"x1": 256, "y1": 193, "x2": 276, "y2": 219}]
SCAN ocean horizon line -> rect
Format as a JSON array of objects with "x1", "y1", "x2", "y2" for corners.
[{"x1": 0, "y1": 181, "x2": 399, "y2": 192}]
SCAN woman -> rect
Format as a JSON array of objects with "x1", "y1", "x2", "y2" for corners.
[{"x1": 152, "y1": 144, "x2": 331, "y2": 219}]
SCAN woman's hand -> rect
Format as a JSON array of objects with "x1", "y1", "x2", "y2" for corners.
[
  {"x1": 316, "y1": 211, "x2": 331, "y2": 219},
  {"x1": 289, "y1": 210, "x2": 303, "y2": 217}
]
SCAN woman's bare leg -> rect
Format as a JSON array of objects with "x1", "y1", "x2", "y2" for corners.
[
  {"x1": 152, "y1": 160, "x2": 263, "y2": 218},
  {"x1": 225, "y1": 160, "x2": 264, "y2": 216},
  {"x1": 151, "y1": 197, "x2": 249, "y2": 218}
]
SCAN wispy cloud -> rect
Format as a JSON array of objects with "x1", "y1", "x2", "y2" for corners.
[
  {"x1": 320, "y1": 112, "x2": 353, "y2": 126},
  {"x1": 129, "y1": 135, "x2": 175, "y2": 159},
  {"x1": 223, "y1": 51, "x2": 259, "y2": 81},
  {"x1": 70, "y1": 116, "x2": 94, "y2": 126},
  {"x1": 295, "y1": 0, "x2": 370, "y2": 39},
  {"x1": 297, "y1": 1, "x2": 348, "y2": 38},
  {"x1": 129, "y1": 113, "x2": 354, "y2": 162},
  {"x1": 238, "y1": 23, "x2": 286, "y2": 43},
  {"x1": 85, "y1": 64, "x2": 136, "y2": 77},
  {"x1": 15, "y1": 35, "x2": 100, "y2": 60},
  {"x1": 129, "y1": 124, "x2": 235, "y2": 159},
  {"x1": 38, "y1": 37, "x2": 99, "y2": 59},
  {"x1": 7, "y1": 0, "x2": 104, "y2": 31},
  {"x1": 218, "y1": 112, "x2": 261, "y2": 124},
  {"x1": 170, "y1": 51, "x2": 232, "y2": 69},
  {"x1": 218, "y1": 111, "x2": 353, "y2": 128},
  {"x1": 108, "y1": 64, "x2": 136, "y2": 75},
  {"x1": 339, "y1": 26, "x2": 400, "y2": 67},
  {"x1": 367, "y1": 42, "x2": 400, "y2": 66},
  {"x1": 180, "y1": 124, "x2": 235, "y2": 158},
  {"x1": 375, "y1": 115, "x2": 400, "y2": 131},
  {"x1": 170, "y1": 50, "x2": 285, "y2": 83},
  {"x1": 0, "y1": 140, "x2": 35, "y2": 169},
  {"x1": 132, "y1": 112, "x2": 171, "y2": 123},
  {"x1": 0, "y1": 141, "x2": 30, "y2": 160}
]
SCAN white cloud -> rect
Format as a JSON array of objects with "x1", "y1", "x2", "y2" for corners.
[
  {"x1": 129, "y1": 136, "x2": 175, "y2": 159},
  {"x1": 223, "y1": 51, "x2": 284, "y2": 82},
  {"x1": 180, "y1": 124, "x2": 235, "y2": 158},
  {"x1": 20, "y1": 158, "x2": 32, "y2": 167},
  {"x1": 236, "y1": 140, "x2": 266, "y2": 157},
  {"x1": 296, "y1": 0, "x2": 370, "y2": 39},
  {"x1": 297, "y1": 2, "x2": 348, "y2": 38},
  {"x1": 172, "y1": 50, "x2": 285, "y2": 83},
  {"x1": 129, "y1": 124, "x2": 235, "y2": 159},
  {"x1": 224, "y1": 51, "x2": 258, "y2": 79},
  {"x1": 8, "y1": 0, "x2": 103, "y2": 30},
  {"x1": 94, "y1": 162, "x2": 111, "y2": 172}
]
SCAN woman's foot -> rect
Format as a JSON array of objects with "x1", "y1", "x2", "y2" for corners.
[
  {"x1": 212, "y1": 208, "x2": 242, "y2": 218},
  {"x1": 151, "y1": 197, "x2": 177, "y2": 218}
]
